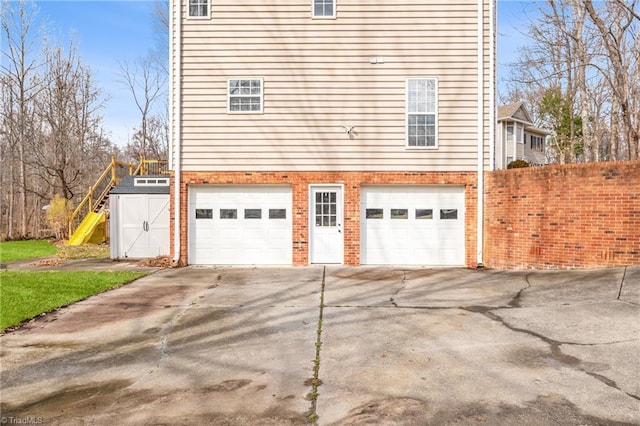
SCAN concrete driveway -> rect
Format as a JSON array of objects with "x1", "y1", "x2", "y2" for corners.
[{"x1": 1, "y1": 266, "x2": 638, "y2": 425}]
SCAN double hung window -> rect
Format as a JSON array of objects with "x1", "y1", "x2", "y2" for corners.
[
  {"x1": 188, "y1": 0, "x2": 208, "y2": 18},
  {"x1": 313, "y1": 0, "x2": 336, "y2": 18},
  {"x1": 228, "y1": 79, "x2": 263, "y2": 113},
  {"x1": 406, "y1": 78, "x2": 438, "y2": 148}
]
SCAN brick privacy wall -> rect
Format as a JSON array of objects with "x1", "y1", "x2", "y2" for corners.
[
  {"x1": 170, "y1": 171, "x2": 479, "y2": 267},
  {"x1": 484, "y1": 161, "x2": 640, "y2": 269}
]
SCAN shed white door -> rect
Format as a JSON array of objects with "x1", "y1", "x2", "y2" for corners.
[
  {"x1": 118, "y1": 194, "x2": 170, "y2": 258},
  {"x1": 188, "y1": 186, "x2": 292, "y2": 265},
  {"x1": 360, "y1": 186, "x2": 465, "y2": 266}
]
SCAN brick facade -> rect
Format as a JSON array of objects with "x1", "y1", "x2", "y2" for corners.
[
  {"x1": 169, "y1": 171, "x2": 479, "y2": 267},
  {"x1": 484, "y1": 161, "x2": 640, "y2": 269}
]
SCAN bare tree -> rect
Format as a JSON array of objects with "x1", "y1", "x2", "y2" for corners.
[
  {"x1": 32, "y1": 42, "x2": 106, "y2": 201},
  {"x1": 118, "y1": 54, "x2": 167, "y2": 160},
  {"x1": 506, "y1": 0, "x2": 639, "y2": 164},
  {"x1": 583, "y1": 0, "x2": 639, "y2": 160},
  {"x1": 1, "y1": 0, "x2": 44, "y2": 238}
]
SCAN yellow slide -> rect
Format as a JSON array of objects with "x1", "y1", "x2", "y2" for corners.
[{"x1": 68, "y1": 212, "x2": 106, "y2": 245}]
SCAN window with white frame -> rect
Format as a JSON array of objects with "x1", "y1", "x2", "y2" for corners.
[
  {"x1": 188, "y1": 0, "x2": 209, "y2": 18},
  {"x1": 516, "y1": 123, "x2": 523, "y2": 143},
  {"x1": 406, "y1": 78, "x2": 438, "y2": 148},
  {"x1": 228, "y1": 79, "x2": 263, "y2": 113},
  {"x1": 312, "y1": 0, "x2": 336, "y2": 18},
  {"x1": 506, "y1": 124, "x2": 514, "y2": 143}
]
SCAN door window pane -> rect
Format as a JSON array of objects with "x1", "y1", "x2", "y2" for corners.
[
  {"x1": 366, "y1": 208, "x2": 383, "y2": 219},
  {"x1": 244, "y1": 209, "x2": 262, "y2": 219},
  {"x1": 315, "y1": 191, "x2": 337, "y2": 227},
  {"x1": 220, "y1": 209, "x2": 237, "y2": 219},
  {"x1": 269, "y1": 209, "x2": 286, "y2": 219},
  {"x1": 195, "y1": 209, "x2": 213, "y2": 219},
  {"x1": 391, "y1": 209, "x2": 408, "y2": 219},
  {"x1": 416, "y1": 209, "x2": 433, "y2": 219},
  {"x1": 440, "y1": 209, "x2": 458, "y2": 220}
]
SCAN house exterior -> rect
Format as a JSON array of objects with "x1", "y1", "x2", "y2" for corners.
[
  {"x1": 169, "y1": 0, "x2": 495, "y2": 267},
  {"x1": 495, "y1": 102, "x2": 549, "y2": 169}
]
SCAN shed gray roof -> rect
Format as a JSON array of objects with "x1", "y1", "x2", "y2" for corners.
[{"x1": 110, "y1": 175, "x2": 170, "y2": 195}]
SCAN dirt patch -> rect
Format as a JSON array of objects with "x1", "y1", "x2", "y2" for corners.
[
  {"x1": 333, "y1": 394, "x2": 637, "y2": 425},
  {"x1": 204, "y1": 379, "x2": 252, "y2": 392},
  {"x1": 137, "y1": 256, "x2": 173, "y2": 268},
  {"x1": 0, "y1": 379, "x2": 134, "y2": 419},
  {"x1": 42, "y1": 284, "x2": 194, "y2": 333},
  {"x1": 334, "y1": 397, "x2": 429, "y2": 425}
]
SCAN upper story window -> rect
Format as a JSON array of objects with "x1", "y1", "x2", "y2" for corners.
[
  {"x1": 406, "y1": 78, "x2": 438, "y2": 148},
  {"x1": 188, "y1": 0, "x2": 209, "y2": 18},
  {"x1": 506, "y1": 124, "x2": 514, "y2": 143},
  {"x1": 312, "y1": 0, "x2": 336, "y2": 18},
  {"x1": 228, "y1": 78, "x2": 263, "y2": 113},
  {"x1": 531, "y1": 135, "x2": 544, "y2": 151}
]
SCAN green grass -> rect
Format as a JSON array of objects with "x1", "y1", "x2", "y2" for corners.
[
  {"x1": 0, "y1": 271, "x2": 147, "y2": 330},
  {"x1": 0, "y1": 240, "x2": 57, "y2": 263}
]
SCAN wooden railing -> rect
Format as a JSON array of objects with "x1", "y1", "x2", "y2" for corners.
[
  {"x1": 68, "y1": 157, "x2": 169, "y2": 238},
  {"x1": 133, "y1": 159, "x2": 169, "y2": 176}
]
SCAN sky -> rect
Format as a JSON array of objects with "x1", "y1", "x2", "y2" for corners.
[
  {"x1": 24, "y1": 0, "x2": 539, "y2": 148},
  {"x1": 35, "y1": 0, "x2": 162, "y2": 148}
]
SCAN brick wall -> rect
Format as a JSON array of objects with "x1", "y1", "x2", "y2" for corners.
[
  {"x1": 170, "y1": 171, "x2": 478, "y2": 267},
  {"x1": 484, "y1": 161, "x2": 640, "y2": 269}
]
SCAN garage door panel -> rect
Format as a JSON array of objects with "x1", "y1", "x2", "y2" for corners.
[
  {"x1": 189, "y1": 186, "x2": 292, "y2": 265},
  {"x1": 361, "y1": 186, "x2": 465, "y2": 266}
]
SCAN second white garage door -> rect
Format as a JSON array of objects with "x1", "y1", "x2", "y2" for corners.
[
  {"x1": 361, "y1": 186, "x2": 465, "y2": 266},
  {"x1": 188, "y1": 186, "x2": 292, "y2": 265}
]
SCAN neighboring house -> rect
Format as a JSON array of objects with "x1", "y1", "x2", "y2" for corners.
[
  {"x1": 169, "y1": 0, "x2": 495, "y2": 267},
  {"x1": 496, "y1": 102, "x2": 549, "y2": 169}
]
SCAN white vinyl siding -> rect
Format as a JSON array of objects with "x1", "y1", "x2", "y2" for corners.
[
  {"x1": 187, "y1": 0, "x2": 208, "y2": 18},
  {"x1": 312, "y1": 0, "x2": 336, "y2": 18},
  {"x1": 174, "y1": 1, "x2": 492, "y2": 172},
  {"x1": 406, "y1": 78, "x2": 438, "y2": 148}
]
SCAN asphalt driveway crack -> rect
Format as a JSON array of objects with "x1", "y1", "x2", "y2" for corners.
[
  {"x1": 389, "y1": 272, "x2": 407, "y2": 307},
  {"x1": 617, "y1": 266, "x2": 627, "y2": 300},
  {"x1": 465, "y1": 308, "x2": 640, "y2": 402},
  {"x1": 507, "y1": 272, "x2": 533, "y2": 308}
]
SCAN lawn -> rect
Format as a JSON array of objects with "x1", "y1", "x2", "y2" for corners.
[
  {"x1": 0, "y1": 271, "x2": 147, "y2": 330},
  {"x1": 0, "y1": 240, "x2": 57, "y2": 263}
]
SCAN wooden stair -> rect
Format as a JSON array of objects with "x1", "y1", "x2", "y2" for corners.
[{"x1": 68, "y1": 157, "x2": 168, "y2": 245}]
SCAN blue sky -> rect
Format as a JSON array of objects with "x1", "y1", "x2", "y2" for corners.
[
  {"x1": 36, "y1": 0, "x2": 161, "y2": 147},
  {"x1": 31, "y1": 0, "x2": 539, "y2": 147}
]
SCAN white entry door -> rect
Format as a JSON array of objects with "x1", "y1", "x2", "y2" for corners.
[{"x1": 309, "y1": 185, "x2": 343, "y2": 264}]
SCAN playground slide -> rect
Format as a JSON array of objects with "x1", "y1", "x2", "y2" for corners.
[{"x1": 68, "y1": 212, "x2": 106, "y2": 246}]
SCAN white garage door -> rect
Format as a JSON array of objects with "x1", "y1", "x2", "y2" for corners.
[
  {"x1": 361, "y1": 186, "x2": 465, "y2": 266},
  {"x1": 189, "y1": 186, "x2": 292, "y2": 265}
]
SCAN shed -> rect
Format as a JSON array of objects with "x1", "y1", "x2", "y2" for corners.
[{"x1": 109, "y1": 175, "x2": 170, "y2": 259}]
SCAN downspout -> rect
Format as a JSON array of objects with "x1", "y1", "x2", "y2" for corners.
[
  {"x1": 172, "y1": 0, "x2": 182, "y2": 264},
  {"x1": 489, "y1": 0, "x2": 496, "y2": 171},
  {"x1": 476, "y1": 0, "x2": 485, "y2": 267}
]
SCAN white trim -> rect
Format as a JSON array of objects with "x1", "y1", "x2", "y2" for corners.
[
  {"x1": 227, "y1": 78, "x2": 264, "y2": 114},
  {"x1": 186, "y1": 0, "x2": 210, "y2": 19},
  {"x1": 405, "y1": 77, "x2": 439, "y2": 150},
  {"x1": 311, "y1": 0, "x2": 337, "y2": 19},
  {"x1": 172, "y1": 0, "x2": 183, "y2": 264},
  {"x1": 308, "y1": 184, "x2": 344, "y2": 265},
  {"x1": 489, "y1": 0, "x2": 496, "y2": 171},
  {"x1": 134, "y1": 178, "x2": 169, "y2": 187},
  {"x1": 476, "y1": 0, "x2": 484, "y2": 266}
]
